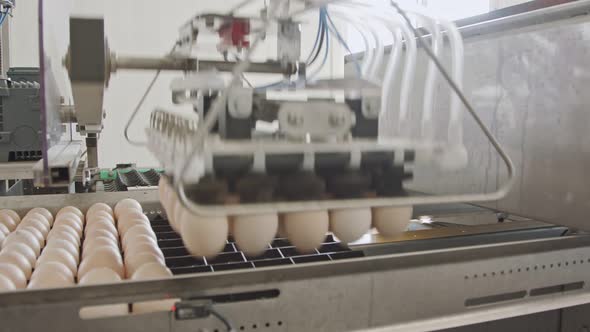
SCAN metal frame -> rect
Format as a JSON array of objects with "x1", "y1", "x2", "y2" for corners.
[{"x1": 0, "y1": 192, "x2": 588, "y2": 331}]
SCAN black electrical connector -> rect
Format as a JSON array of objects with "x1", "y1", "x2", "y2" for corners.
[{"x1": 174, "y1": 300, "x2": 236, "y2": 332}]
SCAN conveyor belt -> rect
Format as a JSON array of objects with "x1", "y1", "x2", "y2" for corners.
[{"x1": 148, "y1": 215, "x2": 364, "y2": 275}]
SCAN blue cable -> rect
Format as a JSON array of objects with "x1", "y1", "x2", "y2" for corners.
[
  {"x1": 305, "y1": 12, "x2": 325, "y2": 64},
  {"x1": 0, "y1": 10, "x2": 7, "y2": 27},
  {"x1": 308, "y1": 7, "x2": 330, "y2": 80},
  {"x1": 324, "y1": 7, "x2": 362, "y2": 76}
]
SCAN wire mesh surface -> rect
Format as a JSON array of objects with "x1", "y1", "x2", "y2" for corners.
[{"x1": 148, "y1": 214, "x2": 365, "y2": 275}]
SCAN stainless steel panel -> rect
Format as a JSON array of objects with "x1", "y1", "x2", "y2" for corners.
[{"x1": 346, "y1": 3, "x2": 590, "y2": 230}]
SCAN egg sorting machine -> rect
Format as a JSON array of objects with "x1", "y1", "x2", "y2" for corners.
[{"x1": 1, "y1": 0, "x2": 590, "y2": 331}]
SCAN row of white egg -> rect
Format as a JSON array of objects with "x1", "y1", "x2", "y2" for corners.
[
  {"x1": 158, "y1": 178, "x2": 413, "y2": 259},
  {"x1": 0, "y1": 208, "x2": 55, "y2": 289},
  {"x1": 80, "y1": 199, "x2": 177, "y2": 317},
  {"x1": 28, "y1": 206, "x2": 85, "y2": 289}
]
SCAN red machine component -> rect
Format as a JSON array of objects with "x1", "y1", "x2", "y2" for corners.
[{"x1": 218, "y1": 18, "x2": 251, "y2": 50}]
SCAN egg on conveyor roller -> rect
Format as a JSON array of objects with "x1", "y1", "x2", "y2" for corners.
[
  {"x1": 87, "y1": 203, "x2": 114, "y2": 220},
  {"x1": 233, "y1": 214, "x2": 278, "y2": 257},
  {"x1": 47, "y1": 226, "x2": 81, "y2": 247},
  {"x1": 28, "y1": 262, "x2": 75, "y2": 289},
  {"x1": 122, "y1": 234, "x2": 157, "y2": 253},
  {"x1": 88, "y1": 211, "x2": 116, "y2": 226},
  {"x1": 77, "y1": 246, "x2": 125, "y2": 279},
  {"x1": 26, "y1": 208, "x2": 53, "y2": 226},
  {"x1": 179, "y1": 211, "x2": 228, "y2": 259},
  {"x1": 0, "y1": 262, "x2": 27, "y2": 289},
  {"x1": 0, "y1": 251, "x2": 32, "y2": 280},
  {"x1": 0, "y1": 209, "x2": 20, "y2": 224},
  {"x1": 121, "y1": 224, "x2": 156, "y2": 246},
  {"x1": 158, "y1": 177, "x2": 170, "y2": 211},
  {"x1": 85, "y1": 227, "x2": 119, "y2": 245},
  {"x1": 124, "y1": 252, "x2": 165, "y2": 278},
  {"x1": 125, "y1": 242, "x2": 164, "y2": 261},
  {"x1": 283, "y1": 211, "x2": 329, "y2": 254},
  {"x1": 329, "y1": 208, "x2": 371, "y2": 244},
  {"x1": 53, "y1": 215, "x2": 83, "y2": 238},
  {"x1": 37, "y1": 248, "x2": 78, "y2": 278},
  {"x1": 85, "y1": 219, "x2": 118, "y2": 239},
  {"x1": 0, "y1": 274, "x2": 15, "y2": 291},
  {"x1": 79, "y1": 268, "x2": 128, "y2": 318},
  {"x1": 3, "y1": 230, "x2": 41, "y2": 256},
  {"x1": 0, "y1": 223, "x2": 9, "y2": 236},
  {"x1": 0, "y1": 213, "x2": 17, "y2": 232},
  {"x1": 19, "y1": 217, "x2": 50, "y2": 237},
  {"x1": 114, "y1": 199, "x2": 143, "y2": 219},
  {"x1": 131, "y1": 263, "x2": 177, "y2": 314},
  {"x1": 56, "y1": 206, "x2": 85, "y2": 224},
  {"x1": 3, "y1": 243, "x2": 36, "y2": 267},
  {"x1": 44, "y1": 240, "x2": 80, "y2": 264},
  {"x1": 83, "y1": 237, "x2": 119, "y2": 254},
  {"x1": 372, "y1": 206, "x2": 413, "y2": 237},
  {"x1": 17, "y1": 226, "x2": 45, "y2": 249}
]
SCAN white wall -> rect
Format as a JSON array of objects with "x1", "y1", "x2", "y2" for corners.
[{"x1": 10, "y1": 0, "x2": 343, "y2": 168}]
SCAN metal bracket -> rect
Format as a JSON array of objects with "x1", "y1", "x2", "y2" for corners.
[{"x1": 227, "y1": 87, "x2": 253, "y2": 119}]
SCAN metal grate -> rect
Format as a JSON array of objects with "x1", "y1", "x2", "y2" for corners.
[{"x1": 148, "y1": 214, "x2": 365, "y2": 275}]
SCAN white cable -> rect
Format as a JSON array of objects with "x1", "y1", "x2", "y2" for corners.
[{"x1": 418, "y1": 16, "x2": 443, "y2": 141}]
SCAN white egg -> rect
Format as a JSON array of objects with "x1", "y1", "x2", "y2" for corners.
[
  {"x1": 180, "y1": 212, "x2": 228, "y2": 259},
  {"x1": 130, "y1": 262, "x2": 176, "y2": 314},
  {"x1": 78, "y1": 267, "x2": 121, "y2": 284},
  {"x1": 2, "y1": 243, "x2": 37, "y2": 267},
  {"x1": 124, "y1": 252, "x2": 165, "y2": 278},
  {"x1": 0, "y1": 223, "x2": 10, "y2": 236},
  {"x1": 158, "y1": 177, "x2": 170, "y2": 211},
  {"x1": 131, "y1": 262, "x2": 172, "y2": 280},
  {"x1": 54, "y1": 216, "x2": 83, "y2": 238},
  {"x1": 86, "y1": 203, "x2": 114, "y2": 221},
  {"x1": 44, "y1": 239, "x2": 80, "y2": 263},
  {"x1": 84, "y1": 219, "x2": 118, "y2": 239},
  {"x1": 114, "y1": 199, "x2": 143, "y2": 219},
  {"x1": 0, "y1": 209, "x2": 20, "y2": 224},
  {"x1": 87, "y1": 211, "x2": 116, "y2": 226},
  {"x1": 372, "y1": 206, "x2": 413, "y2": 237},
  {"x1": 283, "y1": 211, "x2": 329, "y2": 254},
  {"x1": 85, "y1": 227, "x2": 119, "y2": 245},
  {"x1": 125, "y1": 241, "x2": 164, "y2": 261},
  {"x1": 56, "y1": 211, "x2": 83, "y2": 225},
  {"x1": 77, "y1": 247, "x2": 125, "y2": 279},
  {"x1": 26, "y1": 208, "x2": 53, "y2": 226},
  {"x1": 47, "y1": 225, "x2": 81, "y2": 246},
  {"x1": 78, "y1": 267, "x2": 128, "y2": 318},
  {"x1": 121, "y1": 225, "x2": 156, "y2": 249},
  {"x1": 170, "y1": 200, "x2": 185, "y2": 233},
  {"x1": 233, "y1": 214, "x2": 278, "y2": 257},
  {"x1": 0, "y1": 214, "x2": 16, "y2": 232},
  {"x1": 118, "y1": 217, "x2": 149, "y2": 238},
  {"x1": 28, "y1": 262, "x2": 74, "y2": 289},
  {"x1": 37, "y1": 248, "x2": 78, "y2": 278},
  {"x1": 82, "y1": 243, "x2": 119, "y2": 261},
  {"x1": 18, "y1": 217, "x2": 50, "y2": 237},
  {"x1": 57, "y1": 206, "x2": 84, "y2": 224},
  {"x1": 17, "y1": 226, "x2": 44, "y2": 249},
  {"x1": 329, "y1": 208, "x2": 372, "y2": 244},
  {"x1": 82, "y1": 236, "x2": 119, "y2": 254},
  {"x1": 3, "y1": 230, "x2": 41, "y2": 256},
  {"x1": 0, "y1": 274, "x2": 15, "y2": 291},
  {"x1": 0, "y1": 262, "x2": 27, "y2": 289},
  {"x1": 122, "y1": 234, "x2": 157, "y2": 253},
  {"x1": 0, "y1": 251, "x2": 32, "y2": 280}
]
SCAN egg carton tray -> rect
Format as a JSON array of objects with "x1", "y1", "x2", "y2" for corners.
[{"x1": 147, "y1": 214, "x2": 365, "y2": 274}]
